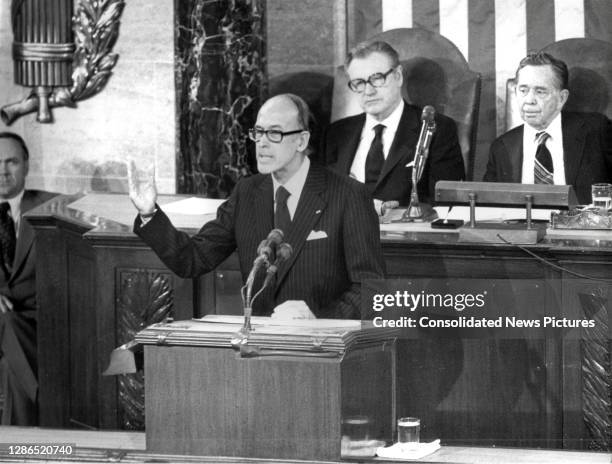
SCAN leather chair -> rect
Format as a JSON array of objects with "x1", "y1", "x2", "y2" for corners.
[
  {"x1": 331, "y1": 28, "x2": 482, "y2": 180},
  {"x1": 506, "y1": 38, "x2": 612, "y2": 130},
  {"x1": 268, "y1": 71, "x2": 335, "y2": 157}
]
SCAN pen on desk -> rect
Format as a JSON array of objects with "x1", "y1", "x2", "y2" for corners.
[{"x1": 443, "y1": 206, "x2": 453, "y2": 223}]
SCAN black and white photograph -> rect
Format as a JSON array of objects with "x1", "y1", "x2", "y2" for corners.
[{"x1": 0, "y1": 1, "x2": 611, "y2": 463}]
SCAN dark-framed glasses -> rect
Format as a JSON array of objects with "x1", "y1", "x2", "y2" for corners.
[
  {"x1": 248, "y1": 127, "x2": 305, "y2": 143},
  {"x1": 348, "y1": 68, "x2": 396, "y2": 93}
]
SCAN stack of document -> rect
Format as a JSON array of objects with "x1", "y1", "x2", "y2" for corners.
[{"x1": 135, "y1": 315, "x2": 399, "y2": 354}]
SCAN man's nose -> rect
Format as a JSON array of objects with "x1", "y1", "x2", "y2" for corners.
[
  {"x1": 363, "y1": 82, "x2": 377, "y2": 95},
  {"x1": 258, "y1": 135, "x2": 270, "y2": 148}
]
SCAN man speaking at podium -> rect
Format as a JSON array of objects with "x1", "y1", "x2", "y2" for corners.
[{"x1": 129, "y1": 94, "x2": 384, "y2": 319}]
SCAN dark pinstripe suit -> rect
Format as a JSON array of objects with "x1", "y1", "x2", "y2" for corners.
[{"x1": 134, "y1": 162, "x2": 385, "y2": 319}]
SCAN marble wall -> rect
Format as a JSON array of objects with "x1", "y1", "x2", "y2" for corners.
[
  {"x1": 266, "y1": 0, "x2": 336, "y2": 78},
  {"x1": 175, "y1": 0, "x2": 265, "y2": 198},
  {"x1": 0, "y1": 0, "x2": 176, "y2": 194},
  {"x1": 0, "y1": 1, "x2": 338, "y2": 197}
]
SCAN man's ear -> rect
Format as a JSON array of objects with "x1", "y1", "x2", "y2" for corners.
[
  {"x1": 297, "y1": 131, "x2": 311, "y2": 152},
  {"x1": 559, "y1": 88, "x2": 569, "y2": 108},
  {"x1": 396, "y1": 64, "x2": 403, "y2": 87}
]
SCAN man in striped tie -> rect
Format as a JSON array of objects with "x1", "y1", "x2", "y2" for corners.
[{"x1": 484, "y1": 52, "x2": 612, "y2": 204}]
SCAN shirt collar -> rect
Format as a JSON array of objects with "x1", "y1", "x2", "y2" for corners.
[
  {"x1": 364, "y1": 99, "x2": 404, "y2": 134},
  {"x1": 524, "y1": 111, "x2": 563, "y2": 142},
  {"x1": 3, "y1": 189, "x2": 24, "y2": 216},
  {"x1": 272, "y1": 156, "x2": 310, "y2": 199}
]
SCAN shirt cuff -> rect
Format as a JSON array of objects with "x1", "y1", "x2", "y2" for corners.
[{"x1": 139, "y1": 209, "x2": 157, "y2": 225}]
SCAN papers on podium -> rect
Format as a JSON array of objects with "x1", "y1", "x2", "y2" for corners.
[{"x1": 135, "y1": 315, "x2": 399, "y2": 355}]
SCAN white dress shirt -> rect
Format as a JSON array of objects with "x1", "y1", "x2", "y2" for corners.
[
  {"x1": 350, "y1": 100, "x2": 405, "y2": 182},
  {"x1": 272, "y1": 156, "x2": 310, "y2": 220},
  {"x1": 521, "y1": 113, "x2": 565, "y2": 185}
]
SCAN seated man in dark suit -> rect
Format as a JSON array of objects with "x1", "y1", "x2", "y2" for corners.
[
  {"x1": 322, "y1": 40, "x2": 465, "y2": 213},
  {"x1": 484, "y1": 52, "x2": 612, "y2": 204},
  {"x1": 128, "y1": 94, "x2": 384, "y2": 319},
  {"x1": 0, "y1": 132, "x2": 56, "y2": 425}
]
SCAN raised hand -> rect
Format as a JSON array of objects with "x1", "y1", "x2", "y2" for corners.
[{"x1": 127, "y1": 159, "x2": 157, "y2": 215}]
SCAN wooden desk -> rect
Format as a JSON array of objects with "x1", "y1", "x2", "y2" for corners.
[
  {"x1": 0, "y1": 426, "x2": 610, "y2": 463},
  {"x1": 26, "y1": 194, "x2": 611, "y2": 452}
]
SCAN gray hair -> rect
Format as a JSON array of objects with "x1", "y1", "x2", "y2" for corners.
[
  {"x1": 516, "y1": 51, "x2": 569, "y2": 90},
  {"x1": 345, "y1": 40, "x2": 400, "y2": 69}
]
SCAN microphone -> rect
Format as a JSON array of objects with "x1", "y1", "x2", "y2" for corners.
[
  {"x1": 245, "y1": 229, "x2": 286, "y2": 306},
  {"x1": 413, "y1": 105, "x2": 437, "y2": 184},
  {"x1": 261, "y1": 242, "x2": 293, "y2": 288},
  {"x1": 404, "y1": 106, "x2": 437, "y2": 220},
  {"x1": 255, "y1": 229, "x2": 284, "y2": 263}
]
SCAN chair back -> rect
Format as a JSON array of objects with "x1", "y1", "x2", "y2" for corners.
[
  {"x1": 268, "y1": 71, "x2": 334, "y2": 156},
  {"x1": 331, "y1": 28, "x2": 481, "y2": 180},
  {"x1": 506, "y1": 38, "x2": 612, "y2": 130}
]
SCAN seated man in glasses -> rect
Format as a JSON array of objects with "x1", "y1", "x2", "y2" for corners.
[
  {"x1": 129, "y1": 94, "x2": 384, "y2": 319},
  {"x1": 322, "y1": 40, "x2": 465, "y2": 213}
]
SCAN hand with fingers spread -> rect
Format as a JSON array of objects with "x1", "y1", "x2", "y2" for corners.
[{"x1": 127, "y1": 159, "x2": 157, "y2": 215}]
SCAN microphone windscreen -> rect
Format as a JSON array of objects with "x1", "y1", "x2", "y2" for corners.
[
  {"x1": 257, "y1": 240, "x2": 272, "y2": 257},
  {"x1": 421, "y1": 105, "x2": 436, "y2": 122},
  {"x1": 277, "y1": 243, "x2": 293, "y2": 262},
  {"x1": 267, "y1": 229, "x2": 284, "y2": 245}
]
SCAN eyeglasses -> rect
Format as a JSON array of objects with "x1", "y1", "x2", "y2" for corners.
[
  {"x1": 348, "y1": 68, "x2": 396, "y2": 93},
  {"x1": 248, "y1": 127, "x2": 305, "y2": 143}
]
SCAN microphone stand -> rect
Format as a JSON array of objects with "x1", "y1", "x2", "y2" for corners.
[
  {"x1": 239, "y1": 256, "x2": 269, "y2": 339},
  {"x1": 405, "y1": 118, "x2": 436, "y2": 221},
  {"x1": 232, "y1": 235, "x2": 291, "y2": 349}
]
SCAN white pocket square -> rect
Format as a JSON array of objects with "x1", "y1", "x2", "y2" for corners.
[
  {"x1": 306, "y1": 230, "x2": 328, "y2": 241},
  {"x1": 405, "y1": 160, "x2": 415, "y2": 168}
]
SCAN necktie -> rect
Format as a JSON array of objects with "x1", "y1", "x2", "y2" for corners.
[
  {"x1": 274, "y1": 186, "x2": 291, "y2": 234},
  {"x1": 0, "y1": 202, "x2": 16, "y2": 275},
  {"x1": 534, "y1": 131, "x2": 553, "y2": 184},
  {"x1": 364, "y1": 124, "x2": 386, "y2": 191}
]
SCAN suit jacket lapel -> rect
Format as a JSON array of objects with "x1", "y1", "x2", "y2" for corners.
[
  {"x1": 10, "y1": 191, "x2": 36, "y2": 282},
  {"x1": 561, "y1": 113, "x2": 585, "y2": 186},
  {"x1": 275, "y1": 164, "x2": 326, "y2": 289},
  {"x1": 378, "y1": 103, "x2": 420, "y2": 185},
  {"x1": 253, "y1": 175, "x2": 275, "y2": 245},
  {"x1": 336, "y1": 114, "x2": 365, "y2": 175},
  {"x1": 504, "y1": 126, "x2": 524, "y2": 182}
]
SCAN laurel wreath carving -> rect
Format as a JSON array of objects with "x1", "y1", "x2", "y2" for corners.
[
  {"x1": 116, "y1": 270, "x2": 174, "y2": 430},
  {"x1": 1, "y1": 0, "x2": 126, "y2": 124}
]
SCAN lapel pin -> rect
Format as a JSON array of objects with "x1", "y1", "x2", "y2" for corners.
[{"x1": 315, "y1": 210, "x2": 322, "y2": 214}]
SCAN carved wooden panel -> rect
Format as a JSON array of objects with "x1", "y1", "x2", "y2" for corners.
[
  {"x1": 578, "y1": 288, "x2": 611, "y2": 450},
  {"x1": 115, "y1": 269, "x2": 174, "y2": 430}
]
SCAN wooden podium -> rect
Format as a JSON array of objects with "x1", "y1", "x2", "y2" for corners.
[{"x1": 136, "y1": 316, "x2": 398, "y2": 460}]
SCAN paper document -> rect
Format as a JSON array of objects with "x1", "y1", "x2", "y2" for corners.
[
  {"x1": 160, "y1": 197, "x2": 225, "y2": 215},
  {"x1": 434, "y1": 206, "x2": 556, "y2": 222},
  {"x1": 195, "y1": 314, "x2": 363, "y2": 330}
]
